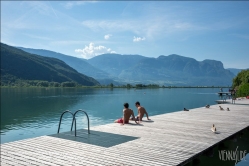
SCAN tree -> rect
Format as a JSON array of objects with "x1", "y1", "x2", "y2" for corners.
[
  {"x1": 232, "y1": 69, "x2": 249, "y2": 97},
  {"x1": 232, "y1": 69, "x2": 249, "y2": 88},
  {"x1": 236, "y1": 83, "x2": 249, "y2": 97},
  {"x1": 62, "y1": 82, "x2": 77, "y2": 87}
]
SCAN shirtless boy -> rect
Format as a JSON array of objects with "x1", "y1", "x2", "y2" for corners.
[
  {"x1": 131, "y1": 101, "x2": 150, "y2": 121},
  {"x1": 114, "y1": 103, "x2": 138, "y2": 125}
]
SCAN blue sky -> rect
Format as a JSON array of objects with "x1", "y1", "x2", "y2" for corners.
[{"x1": 1, "y1": 1, "x2": 249, "y2": 68}]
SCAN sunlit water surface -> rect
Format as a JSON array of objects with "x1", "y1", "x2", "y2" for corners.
[{"x1": 1, "y1": 88, "x2": 247, "y2": 165}]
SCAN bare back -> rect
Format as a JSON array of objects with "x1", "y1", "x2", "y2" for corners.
[
  {"x1": 137, "y1": 106, "x2": 148, "y2": 121},
  {"x1": 123, "y1": 108, "x2": 135, "y2": 123}
]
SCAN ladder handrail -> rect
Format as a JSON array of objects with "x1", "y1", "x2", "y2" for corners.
[
  {"x1": 57, "y1": 110, "x2": 75, "y2": 134},
  {"x1": 72, "y1": 109, "x2": 90, "y2": 136},
  {"x1": 57, "y1": 109, "x2": 90, "y2": 137}
]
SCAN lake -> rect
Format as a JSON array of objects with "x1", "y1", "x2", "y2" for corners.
[
  {"x1": 1, "y1": 87, "x2": 248, "y2": 165},
  {"x1": 1, "y1": 87, "x2": 221, "y2": 143}
]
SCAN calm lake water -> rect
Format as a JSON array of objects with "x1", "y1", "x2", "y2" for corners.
[{"x1": 1, "y1": 87, "x2": 248, "y2": 165}]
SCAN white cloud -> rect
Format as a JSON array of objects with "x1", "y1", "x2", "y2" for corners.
[
  {"x1": 63, "y1": 1, "x2": 97, "y2": 9},
  {"x1": 23, "y1": 1, "x2": 57, "y2": 18},
  {"x1": 81, "y1": 3, "x2": 243, "y2": 41},
  {"x1": 75, "y1": 42, "x2": 116, "y2": 59},
  {"x1": 63, "y1": 2, "x2": 85, "y2": 9},
  {"x1": 133, "y1": 36, "x2": 145, "y2": 42},
  {"x1": 82, "y1": 18, "x2": 196, "y2": 40},
  {"x1": 104, "y1": 34, "x2": 112, "y2": 40}
]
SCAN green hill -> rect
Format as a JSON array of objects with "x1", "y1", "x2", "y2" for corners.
[
  {"x1": 17, "y1": 47, "x2": 120, "y2": 85},
  {"x1": 232, "y1": 69, "x2": 249, "y2": 97},
  {"x1": 17, "y1": 47, "x2": 111, "y2": 79},
  {"x1": 0, "y1": 43, "x2": 99, "y2": 86}
]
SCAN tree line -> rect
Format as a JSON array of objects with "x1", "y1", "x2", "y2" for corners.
[
  {"x1": 232, "y1": 69, "x2": 249, "y2": 97},
  {"x1": 0, "y1": 80, "x2": 80, "y2": 87}
]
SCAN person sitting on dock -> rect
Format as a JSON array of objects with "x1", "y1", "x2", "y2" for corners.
[
  {"x1": 130, "y1": 101, "x2": 151, "y2": 121},
  {"x1": 114, "y1": 103, "x2": 138, "y2": 125}
]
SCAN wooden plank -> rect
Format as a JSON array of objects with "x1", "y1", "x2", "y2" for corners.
[{"x1": 1, "y1": 100, "x2": 248, "y2": 166}]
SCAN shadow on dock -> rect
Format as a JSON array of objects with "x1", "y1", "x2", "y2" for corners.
[{"x1": 49, "y1": 129, "x2": 139, "y2": 148}]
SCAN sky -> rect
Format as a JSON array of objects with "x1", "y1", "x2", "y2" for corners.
[{"x1": 1, "y1": 1, "x2": 249, "y2": 68}]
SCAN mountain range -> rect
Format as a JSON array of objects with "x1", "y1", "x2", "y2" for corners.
[
  {"x1": 17, "y1": 47, "x2": 122, "y2": 85},
  {"x1": 1, "y1": 43, "x2": 99, "y2": 86},
  {"x1": 88, "y1": 54, "x2": 146, "y2": 77},
  {"x1": 115, "y1": 55, "x2": 234, "y2": 86},
  {"x1": 3, "y1": 43, "x2": 241, "y2": 86}
]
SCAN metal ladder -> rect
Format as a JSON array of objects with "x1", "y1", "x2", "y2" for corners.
[{"x1": 57, "y1": 109, "x2": 90, "y2": 137}]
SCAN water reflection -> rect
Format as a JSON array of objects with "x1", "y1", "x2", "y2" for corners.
[{"x1": 1, "y1": 88, "x2": 220, "y2": 144}]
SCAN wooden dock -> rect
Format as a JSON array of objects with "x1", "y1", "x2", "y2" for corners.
[{"x1": 1, "y1": 99, "x2": 249, "y2": 166}]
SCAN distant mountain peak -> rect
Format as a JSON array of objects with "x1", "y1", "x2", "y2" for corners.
[{"x1": 168, "y1": 54, "x2": 181, "y2": 57}]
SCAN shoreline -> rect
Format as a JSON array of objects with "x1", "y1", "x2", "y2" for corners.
[{"x1": 0, "y1": 86, "x2": 231, "y2": 89}]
